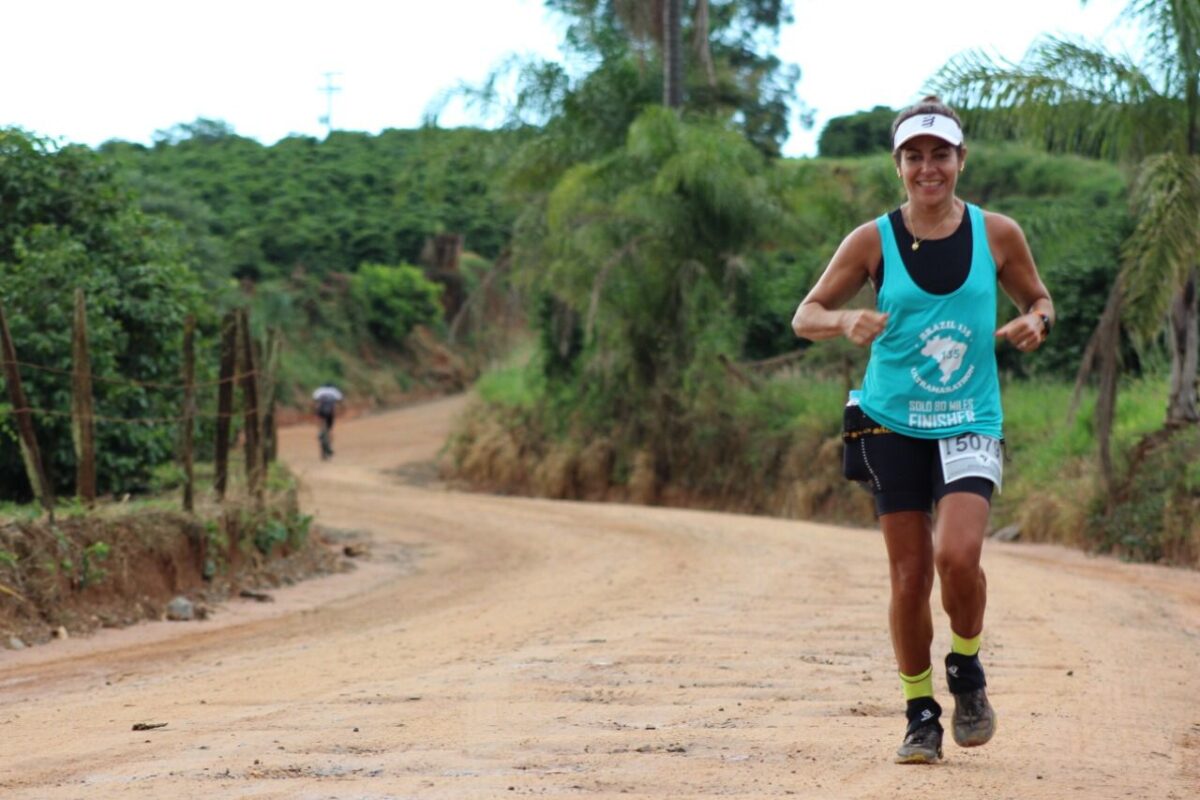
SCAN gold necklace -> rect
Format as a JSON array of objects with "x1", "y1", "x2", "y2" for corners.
[{"x1": 906, "y1": 202, "x2": 958, "y2": 251}]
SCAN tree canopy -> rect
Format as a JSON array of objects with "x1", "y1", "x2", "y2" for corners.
[
  {"x1": 816, "y1": 106, "x2": 895, "y2": 157},
  {"x1": 0, "y1": 129, "x2": 202, "y2": 500},
  {"x1": 102, "y1": 123, "x2": 521, "y2": 282}
]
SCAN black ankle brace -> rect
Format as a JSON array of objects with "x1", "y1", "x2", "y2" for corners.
[
  {"x1": 905, "y1": 696, "x2": 943, "y2": 732},
  {"x1": 945, "y1": 652, "x2": 987, "y2": 694}
]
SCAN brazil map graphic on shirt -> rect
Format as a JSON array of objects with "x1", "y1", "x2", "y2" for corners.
[
  {"x1": 921, "y1": 335, "x2": 965, "y2": 384},
  {"x1": 906, "y1": 320, "x2": 979, "y2": 428}
]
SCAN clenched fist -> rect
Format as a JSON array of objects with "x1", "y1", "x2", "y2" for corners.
[
  {"x1": 995, "y1": 313, "x2": 1045, "y2": 352},
  {"x1": 841, "y1": 310, "x2": 889, "y2": 346}
]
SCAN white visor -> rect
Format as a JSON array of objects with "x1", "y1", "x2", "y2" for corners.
[{"x1": 893, "y1": 113, "x2": 963, "y2": 151}]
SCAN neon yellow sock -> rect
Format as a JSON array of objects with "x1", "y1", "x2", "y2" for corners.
[
  {"x1": 951, "y1": 630, "x2": 981, "y2": 657},
  {"x1": 899, "y1": 666, "x2": 934, "y2": 701}
]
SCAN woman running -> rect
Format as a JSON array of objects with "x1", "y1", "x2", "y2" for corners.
[{"x1": 792, "y1": 96, "x2": 1054, "y2": 764}]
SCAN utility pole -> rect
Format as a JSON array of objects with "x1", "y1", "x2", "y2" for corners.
[{"x1": 319, "y1": 71, "x2": 342, "y2": 137}]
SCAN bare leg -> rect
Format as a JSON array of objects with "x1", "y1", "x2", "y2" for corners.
[
  {"x1": 934, "y1": 492, "x2": 997, "y2": 747},
  {"x1": 932, "y1": 493, "x2": 989, "y2": 638},
  {"x1": 881, "y1": 511, "x2": 935, "y2": 675}
]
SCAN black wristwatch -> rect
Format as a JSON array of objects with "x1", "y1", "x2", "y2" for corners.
[{"x1": 1035, "y1": 312, "x2": 1052, "y2": 337}]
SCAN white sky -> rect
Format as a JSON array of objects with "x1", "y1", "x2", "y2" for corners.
[{"x1": 1, "y1": 0, "x2": 1138, "y2": 158}]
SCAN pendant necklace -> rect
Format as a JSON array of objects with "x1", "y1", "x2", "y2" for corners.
[{"x1": 907, "y1": 202, "x2": 958, "y2": 251}]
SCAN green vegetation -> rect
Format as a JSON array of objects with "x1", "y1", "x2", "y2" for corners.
[
  {"x1": 0, "y1": 129, "x2": 203, "y2": 502},
  {"x1": 475, "y1": 360, "x2": 539, "y2": 412},
  {"x1": 461, "y1": 361, "x2": 1188, "y2": 561},
  {"x1": 101, "y1": 123, "x2": 512, "y2": 406},
  {"x1": 3, "y1": 0, "x2": 1196, "y2": 570},
  {"x1": 817, "y1": 105, "x2": 895, "y2": 157},
  {"x1": 472, "y1": 1, "x2": 804, "y2": 158},
  {"x1": 102, "y1": 123, "x2": 519, "y2": 281},
  {"x1": 0, "y1": 119, "x2": 508, "y2": 502},
  {"x1": 350, "y1": 264, "x2": 443, "y2": 348}
]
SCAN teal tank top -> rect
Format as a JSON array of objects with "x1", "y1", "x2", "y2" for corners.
[{"x1": 858, "y1": 203, "x2": 1003, "y2": 440}]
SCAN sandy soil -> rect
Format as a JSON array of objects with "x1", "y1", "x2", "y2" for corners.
[{"x1": 1, "y1": 394, "x2": 1197, "y2": 799}]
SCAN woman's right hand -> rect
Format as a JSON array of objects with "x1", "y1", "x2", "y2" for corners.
[{"x1": 841, "y1": 310, "x2": 889, "y2": 346}]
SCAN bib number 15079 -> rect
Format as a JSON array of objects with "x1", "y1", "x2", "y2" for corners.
[{"x1": 938, "y1": 433, "x2": 1003, "y2": 490}]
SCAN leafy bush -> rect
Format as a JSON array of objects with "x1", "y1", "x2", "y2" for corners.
[
  {"x1": 1089, "y1": 423, "x2": 1200, "y2": 565},
  {"x1": 349, "y1": 263, "x2": 442, "y2": 347},
  {"x1": 253, "y1": 517, "x2": 289, "y2": 556}
]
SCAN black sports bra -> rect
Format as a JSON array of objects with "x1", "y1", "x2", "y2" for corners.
[{"x1": 873, "y1": 206, "x2": 972, "y2": 296}]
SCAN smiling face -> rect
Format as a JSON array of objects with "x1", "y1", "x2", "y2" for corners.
[{"x1": 895, "y1": 135, "x2": 966, "y2": 207}]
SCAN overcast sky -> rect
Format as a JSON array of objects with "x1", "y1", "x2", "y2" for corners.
[{"x1": 1, "y1": 0, "x2": 1138, "y2": 157}]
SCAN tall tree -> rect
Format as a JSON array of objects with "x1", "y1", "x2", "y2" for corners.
[
  {"x1": 664, "y1": 0, "x2": 684, "y2": 107},
  {"x1": 522, "y1": 107, "x2": 782, "y2": 468},
  {"x1": 933, "y1": 0, "x2": 1200, "y2": 429},
  {"x1": 540, "y1": 0, "x2": 802, "y2": 155}
]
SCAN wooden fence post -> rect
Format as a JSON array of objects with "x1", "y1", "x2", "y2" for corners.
[
  {"x1": 260, "y1": 329, "x2": 282, "y2": 465},
  {"x1": 71, "y1": 289, "x2": 97, "y2": 508},
  {"x1": 180, "y1": 315, "x2": 196, "y2": 513},
  {"x1": 0, "y1": 302, "x2": 55, "y2": 521},
  {"x1": 237, "y1": 308, "x2": 262, "y2": 507},
  {"x1": 214, "y1": 311, "x2": 237, "y2": 501}
]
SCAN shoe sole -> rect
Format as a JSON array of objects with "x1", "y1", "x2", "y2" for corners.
[
  {"x1": 953, "y1": 713, "x2": 997, "y2": 747},
  {"x1": 895, "y1": 748, "x2": 943, "y2": 765}
]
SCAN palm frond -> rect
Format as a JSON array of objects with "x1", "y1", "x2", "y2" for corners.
[
  {"x1": 932, "y1": 36, "x2": 1175, "y2": 159},
  {"x1": 936, "y1": 37, "x2": 1155, "y2": 106},
  {"x1": 1119, "y1": 152, "x2": 1200, "y2": 338},
  {"x1": 1124, "y1": 0, "x2": 1200, "y2": 82},
  {"x1": 1104, "y1": 0, "x2": 1200, "y2": 152}
]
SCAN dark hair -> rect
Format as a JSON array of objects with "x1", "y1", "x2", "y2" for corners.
[{"x1": 891, "y1": 95, "x2": 965, "y2": 160}]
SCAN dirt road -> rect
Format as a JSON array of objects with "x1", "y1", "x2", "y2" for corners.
[{"x1": 1, "y1": 395, "x2": 1197, "y2": 799}]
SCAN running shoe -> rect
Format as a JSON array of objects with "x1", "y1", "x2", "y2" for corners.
[
  {"x1": 895, "y1": 718, "x2": 943, "y2": 764},
  {"x1": 950, "y1": 686, "x2": 996, "y2": 747},
  {"x1": 895, "y1": 697, "x2": 943, "y2": 764},
  {"x1": 945, "y1": 652, "x2": 996, "y2": 747}
]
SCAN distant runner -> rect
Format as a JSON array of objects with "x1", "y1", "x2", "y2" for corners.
[
  {"x1": 312, "y1": 382, "x2": 344, "y2": 460},
  {"x1": 791, "y1": 96, "x2": 1054, "y2": 764}
]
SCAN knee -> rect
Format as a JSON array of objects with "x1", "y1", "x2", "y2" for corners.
[
  {"x1": 890, "y1": 558, "x2": 934, "y2": 600},
  {"x1": 935, "y1": 547, "x2": 980, "y2": 583}
]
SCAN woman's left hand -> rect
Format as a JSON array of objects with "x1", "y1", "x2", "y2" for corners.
[{"x1": 995, "y1": 313, "x2": 1045, "y2": 352}]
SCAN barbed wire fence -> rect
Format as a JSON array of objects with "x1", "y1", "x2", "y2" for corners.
[{"x1": 0, "y1": 294, "x2": 281, "y2": 523}]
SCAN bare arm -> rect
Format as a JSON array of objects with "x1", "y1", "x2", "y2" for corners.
[
  {"x1": 792, "y1": 221, "x2": 889, "y2": 345},
  {"x1": 986, "y1": 212, "x2": 1055, "y2": 352}
]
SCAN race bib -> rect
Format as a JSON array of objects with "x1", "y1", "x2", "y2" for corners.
[{"x1": 938, "y1": 433, "x2": 1003, "y2": 491}]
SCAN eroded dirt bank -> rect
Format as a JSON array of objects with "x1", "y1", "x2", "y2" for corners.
[{"x1": 0, "y1": 394, "x2": 1197, "y2": 799}]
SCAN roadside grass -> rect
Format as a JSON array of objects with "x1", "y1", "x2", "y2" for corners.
[
  {"x1": 456, "y1": 359, "x2": 1186, "y2": 555},
  {"x1": 1001, "y1": 375, "x2": 1166, "y2": 480},
  {"x1": 733, "y1": 372, "x2": 845, "y2": 435},
  {"x1": 475, "y1": 361, "x2": 538, "y2": 411}
]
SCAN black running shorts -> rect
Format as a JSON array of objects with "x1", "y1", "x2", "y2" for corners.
[{"x1": 843, "y1": 407, "x2": 994, "y2": 516}]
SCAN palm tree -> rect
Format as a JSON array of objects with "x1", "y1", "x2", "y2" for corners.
[
  {"x1": 664, "y1": 0, "x2": 684, "y2": 107},
  {"x1": 607, "y1": 0, "x2": 708, "y2": 103},
  {"x1": 933, "y1": 0, "x2": 1200, "y2": 439}
]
